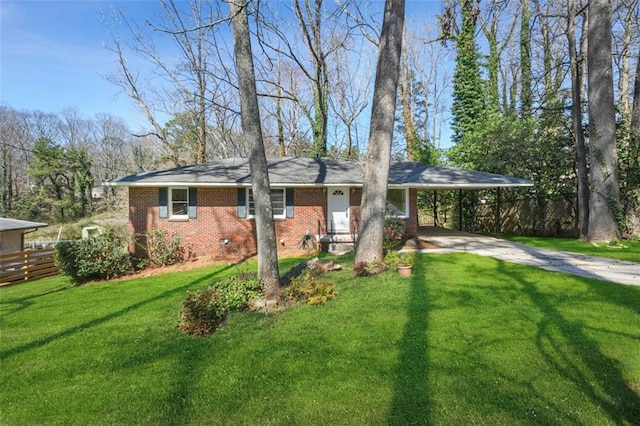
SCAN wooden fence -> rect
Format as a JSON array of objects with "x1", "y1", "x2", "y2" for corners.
[{"x1": 0, "y1": 248, "x2": 59, "y2": 286}]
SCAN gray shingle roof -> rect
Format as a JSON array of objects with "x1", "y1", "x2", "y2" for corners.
[
  {"x1": 390, "y1": 161, "x2": 534, "y2": 189},
  {"x1": 107, "y1": 157, "x2": 533, "y2": 189},
  {"x1": 0, "y1": 218, "x2": 49, "y2": 232}
]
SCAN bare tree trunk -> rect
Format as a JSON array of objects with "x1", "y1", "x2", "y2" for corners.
[
  {"x1": 399, "y1": 26, "x2": 417, "y2": 159},
  {"x1": 354, "y1": 0, "x2": 405, "y2": 268},
  {"x1": 293, "y1": 0, "x2": 329, "y2": 158},
  {"x1": 587, "y1": 0, "x2": 622, "y2": 241},
  {"x1": 276, "y1": 68, "x2": 286, "y2": 157},
  {"x1": 229, "y1": 0, "x2": 280, "y2": 300},
  {"x1": 567, "y1": 0, "x2": 589, "y2": 239}
]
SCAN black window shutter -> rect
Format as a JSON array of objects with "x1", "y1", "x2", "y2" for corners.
[
  {"x1": 286, "y1": 188, "x2": 294, "y2": 218},
  {"x1": 159, "y1": 187, "x2": 168, "y2": 218},
  {"x1": 237, "y1": 188, "x2": 247, "y2": 218},
  {"x1": 188, "y1": 187, "x2": 197, "y2": 219}
]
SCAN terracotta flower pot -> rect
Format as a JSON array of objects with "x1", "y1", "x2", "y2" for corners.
[{"x1": 397, "y1": 264, "x2": 413, "y2": 277}]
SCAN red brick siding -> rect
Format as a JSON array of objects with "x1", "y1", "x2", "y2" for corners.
[
  {"x1": 128, "y1": 186, "x2": 418, "y2": 260},
  {"x1": 129, "y1": 187, "x2": 329, "y2": 260},
  {"x1": 350, "y1": 188, "x2": 362, "y2": 235},
  {"x1": 406, "y1": 188, "x2": 418, "y2": 238}
]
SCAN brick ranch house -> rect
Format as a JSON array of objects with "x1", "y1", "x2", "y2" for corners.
[{"x1": 107, "y1": 157, "x2": 532, "y2": 260}]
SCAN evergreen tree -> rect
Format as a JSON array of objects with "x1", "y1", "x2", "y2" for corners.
[{"x1": 27, "y1": 138, "x2": 94, "y2": 222}]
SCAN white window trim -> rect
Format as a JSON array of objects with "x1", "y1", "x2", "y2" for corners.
[
  {"x1": 169, "y1": 187, "x2": 189, "y2": 219},
  {"x1": 248, "y1": 188, "x2": 287, "y2": 219},
  {"x1": 387, "y1": 188, "x2": 409, "y2": 218}
]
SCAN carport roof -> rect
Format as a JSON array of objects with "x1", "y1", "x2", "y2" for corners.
[
  {"x1": 390, "y1": 161, "x2": 534, "y2": 190},
  {"x1": 106, "y1": 157, "x2": 533, "y2": 189}
]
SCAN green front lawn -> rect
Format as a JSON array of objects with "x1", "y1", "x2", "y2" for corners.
[
  {"x1": 2, "y1": 254, "x2": 639, "y2": 424},
  {"x1": 500, "y1": 235, "x2": 640, "y2": 263}
]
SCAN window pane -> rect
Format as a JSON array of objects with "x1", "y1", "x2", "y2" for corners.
[
  {"x1": 248, "y1": 189, "x2": 285, "y2": 216},
  {"x1": 173, "y1": 188, "x2": 188, "y2": 202},
  {"x1": 271, "y1": 189, "x2": 284, "y2": 215},
  {"x1": 172, "y1": 188, "x2": 188, "y2": 216},
  {"x1": 386, "y1": 189, "x2": 406, "y2": 216},
  {"x1": 248, "y1": 190, "x2": 256, "y2": 216},
  {"x1": 173, "y1": 202, "x2": 188, "y2": 216}
]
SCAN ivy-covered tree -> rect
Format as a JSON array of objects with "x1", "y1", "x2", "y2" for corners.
[{"x1": 447, "y1": 0, "x2": 485, "y2": 148}]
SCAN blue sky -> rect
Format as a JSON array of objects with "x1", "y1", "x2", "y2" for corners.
[
  {"x1": 1, "y1": 1, "x2": 447, "y2": 137},
  {"x1": 1, "y1": 1, "x2": 170, "y2": 130}
]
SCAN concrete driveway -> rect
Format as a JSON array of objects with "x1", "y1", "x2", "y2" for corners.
[{"x1": 413, "y1": 227, "x2": 640, "y2": 287}]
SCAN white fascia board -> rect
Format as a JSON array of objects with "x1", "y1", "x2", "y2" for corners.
[
  {"x1": 406, "y1": 183, "x2": 534, "y2": 190},
  {"x1": 105, "y1": 182, "x2": 359, "y2": 188}
]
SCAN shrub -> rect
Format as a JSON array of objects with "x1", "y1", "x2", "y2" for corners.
[
  {"x1": 55, "y1": 233, "x2": 131, "y2": 285},
  {"x1": 285, "y1": 271, "x2": 336, "y2": 305},
  {"x1": 383, "y1": 216, "x2": 406, "y2": 251},
  {"x1": 210, "y1": 268, "x2": 263, "y2": 311},
  {"x1": 383, "y1": 250, "x2": 415, "y2": 268},
  {"x1": 353, "y1": 257, "x2": 389, "y2": 277},
  {"x1": 178, "y1": 288, "x2": 228, "y2": 335},
  {"x1": 138, "y1": 229, "x2": 184, "y2": 266},
  {"x1": 179, "y1": 265, "x2": 263, "y2": 336}
]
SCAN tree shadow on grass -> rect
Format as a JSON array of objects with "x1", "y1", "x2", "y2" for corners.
[
  {"x1": 111, "y1": 328, "x2": 215, "y2": 425},
  {"x1": 388, "y1": 257, "x2": 431, "y2": 424},
  {"x1": 497, "y1": 261, "x2": 640, "y2": 423},
  {"x1": 0, "y1": 264, "x2": 236, "y2": 360},
  {"x1": 1, "y1": 284, "x2": 69, "y2": 318}
]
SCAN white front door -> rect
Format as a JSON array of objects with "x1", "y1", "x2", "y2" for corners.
[{"x1": 327, "y1": 187, "x2": 350, "y2": 233}]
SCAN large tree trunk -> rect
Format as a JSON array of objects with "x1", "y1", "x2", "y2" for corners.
[
  {"x1": 626, "y1": 50, "x2": 640, "y2": 236},
  {"x1": 586, "y1": 0, "x2": 622, "y2": 241},
  {"x1": 567, "y1": 0, "x2": 589, "y2": 239},
  {"x1": 229, "y1": 0, "x2": 280, "y2": 300},
  {"x1": 354, "y1": 0, "x2": 405, "y2": 267},
  {"x1": 631, "y1": 51, "x2": 640, "y2": 190}
]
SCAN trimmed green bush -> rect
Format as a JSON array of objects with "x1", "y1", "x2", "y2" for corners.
[{"x1": 54, "y1": 233, "x2": 131, "y2": 285}]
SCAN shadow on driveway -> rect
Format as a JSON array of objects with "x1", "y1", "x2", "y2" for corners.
[{"x1": 415, "y1": 226, "x2": 640, "y2": 286}]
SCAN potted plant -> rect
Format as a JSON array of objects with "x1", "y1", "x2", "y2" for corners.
[{"x1": 396, "y1": 252, "x2": 414, "y2": 276}]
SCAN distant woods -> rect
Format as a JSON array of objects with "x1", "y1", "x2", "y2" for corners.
[{"x1": 0, "y1": 106, "x2": 161, "y2": 222}]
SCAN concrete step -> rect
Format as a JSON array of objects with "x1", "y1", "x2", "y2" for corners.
[{"x1": 318, "y1": 233, "x2": 357, "y2": 243}]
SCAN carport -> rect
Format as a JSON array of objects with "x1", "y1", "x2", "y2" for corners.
[{"x1": 390, "y1": 164, "x2": 534, "y2": 234}]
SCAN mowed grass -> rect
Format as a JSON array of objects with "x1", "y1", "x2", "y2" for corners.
[
  {"x1": 1, "y1": 253, "x2": 639, "y2": 424},
  {"x1": 500, "y1": 235, "x2": 640, "y2": 263}
]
